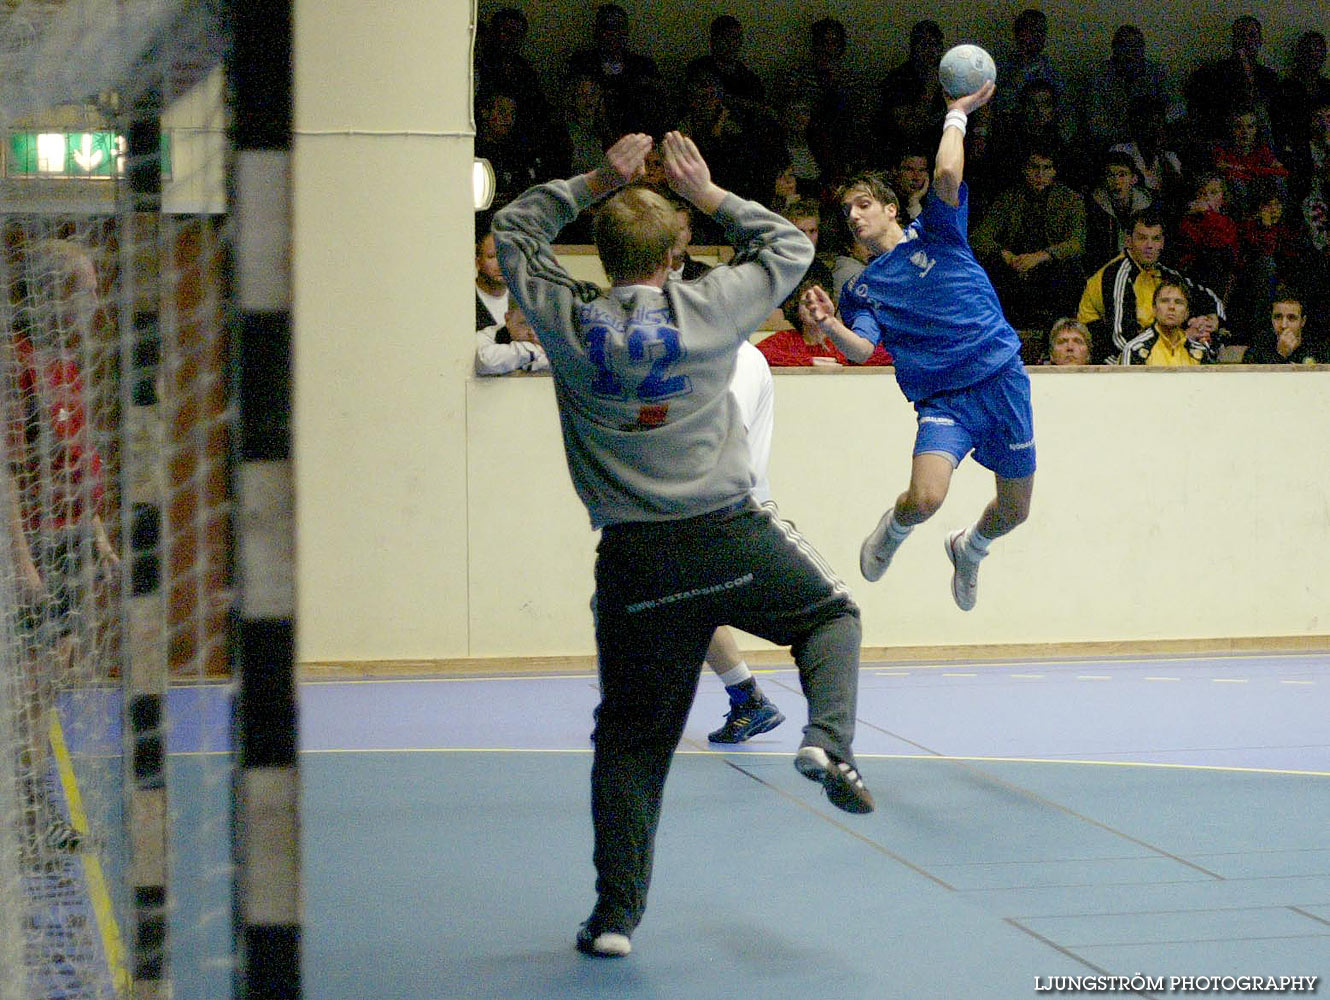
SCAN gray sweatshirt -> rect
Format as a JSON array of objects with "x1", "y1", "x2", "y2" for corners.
[{"x1": 493, "y1": 176, "x2": 812, "y2": 528}]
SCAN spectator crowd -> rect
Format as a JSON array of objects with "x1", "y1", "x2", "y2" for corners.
[{"x1": 473, "y1": 7, "x2": 1330, "y2": 368}]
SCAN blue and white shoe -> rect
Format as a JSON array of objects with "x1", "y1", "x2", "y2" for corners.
[{"x1": 708, "y1": 697, "x2": 785, "y2": 744}]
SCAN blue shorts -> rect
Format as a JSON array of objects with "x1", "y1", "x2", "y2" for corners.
[{"x1": 913, "y1": 360, "x2": 1036, "y2": 479}]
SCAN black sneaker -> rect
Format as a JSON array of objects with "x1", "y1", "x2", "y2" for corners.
[
  {"x1": 707, "y1": 697, "x2": 785, "y2": 744},
  {"x1": 795, "y1": 745, "x2": 875, "y2": 814},
  {"x1": 575, "y1": 918, "x2": 632, "y2": 957}
]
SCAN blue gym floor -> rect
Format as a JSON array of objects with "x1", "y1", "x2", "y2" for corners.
[
  {"x1": 293, "y1": 651, "x2": 1328, "y2": 1000},
  {"x1": 62, "y1": 651, "x2": 1329, "y2": 999}
]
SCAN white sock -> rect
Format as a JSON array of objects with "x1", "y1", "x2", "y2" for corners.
[
  {"x1": 716, "y1": 661, "x2": 752, "y2": 687},
  {"x1": 886, "y1": 513, "x2": 913, "y2": 542},
  {"x1": 963, "y1": 525, "x2": 994, "y2": 560}
]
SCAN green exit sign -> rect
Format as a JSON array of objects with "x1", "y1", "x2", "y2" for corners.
[{"x1": 7, "y1": 132, "x2": 172, "y2": 178}]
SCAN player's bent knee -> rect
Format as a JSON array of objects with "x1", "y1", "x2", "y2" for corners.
[{"x1": 904, "y1": 487, "x2": 946, "y2": 520}]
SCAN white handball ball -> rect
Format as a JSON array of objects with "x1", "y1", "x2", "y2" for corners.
[{"x1": 938, "y1": 44, "x2": 996, "y2": 99}]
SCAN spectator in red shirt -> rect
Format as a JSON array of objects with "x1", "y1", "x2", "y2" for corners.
[
  {"x1": 5, "y1": 237, "x2": 119, "y2": 856},
  {"x1": 758, "y1": 278, "x2": 891, "y2": 367},
  {"x1": 1211, "y1": 104, "x2": 1289, "y2": 216}
]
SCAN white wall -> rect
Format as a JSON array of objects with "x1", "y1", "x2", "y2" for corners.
[
  {"x1": 162, "y1": 67, "x2": 226, "y2": 216},
  {"x1": 293, "y1": 0, "x2": 478, "y2": 662},
  {"x1": 291, "y1": 1, "x2": 1330, "y2": 666},
  {"x1": 458, "y1": 367, "x2": 1330, "y2": 660}
]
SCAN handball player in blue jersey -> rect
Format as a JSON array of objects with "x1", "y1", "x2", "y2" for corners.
[{"x1": 804, "y1": 80, "x2": 1034, "y2": 610}]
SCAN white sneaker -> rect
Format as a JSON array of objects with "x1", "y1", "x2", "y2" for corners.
[
  {"x1": 945, "y1": 529, "x2": 980, "y2": 611},
  {"x1": 859, "y1": 508, "x2": 903, "y2": 582}
]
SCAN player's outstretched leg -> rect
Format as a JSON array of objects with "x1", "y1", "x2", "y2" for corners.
[
  {"x1": 717, "y1": 507, "x2": 875, "y2": 812},
  {"x1": 862, "y1": 457, "x2": 953, "y2": 583},
  {"x1": 789, "y1": 611, "x2": 874, "y2": 814}
]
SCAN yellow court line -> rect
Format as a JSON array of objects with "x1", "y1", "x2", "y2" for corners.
[
  {"x1": 863, "y1": 650, "x2": 1330, "y2": 669},
  {"x1": 300, "y1": 659, "x2": 1327, "y2": 686},
  {"x1": 302, "y1": 673, "x2": 599, "y2": 686},
  {"x1": 48, "y1": 714, "x2": 131, "y2": 997},
  {"x1": 299, "y1": 745, "x2": 1330, "y2": 778}
]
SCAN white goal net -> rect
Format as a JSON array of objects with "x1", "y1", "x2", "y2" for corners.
[{"x1": 0, "y1": 1, "x2": 235, "y2": 998}]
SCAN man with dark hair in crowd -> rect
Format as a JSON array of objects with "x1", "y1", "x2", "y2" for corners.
[
  {"x1": 874, "y1": 19, "x2": 946, "y2": 154},
  {"x1": 1084, "y1": 149, "x2": 1153, "y2": 267},
  {"x1": 1244, "y1": 288, "x2": 1323, "y2": 363},
  {"x1": 1185, "y1": 15, "x2": 1280, "y2": 150},
  {"x1": 888, "y1": 147, "x2": 932, "y2": 221},
  {"x1": 775, "y1": 17, "x2": 862, "y2": 182},
  {"x1": 994, "y1": 9, "x2": 1065, "y2": 119},
  {"x1": 474, "y1": 227, "x2": 509, "y2": 330},
  {"x1": 475, "y1": 7, "x2": 557, "y2": 161},
  {"x1": 1083, "y1": 24, "x2": 1173, "y2": 148},
  {"x1": 1077, "y1": 209, "x2": 1224, "y2": 363},
  {"x1": 1113, "y1": 279, "x2": 1220, "y2": 366},
  {"x1": 567, "y1": 4, "x2": 668, "y2": 135},
  {"x1": 971, "y1": 146, "x2": 1086, "y2": 331},
  {"x1": 685, "y1": 15, "x2": 767, "y2": 115},
  {"x1": 1272, "y1": 31, "x2": 1330, "y2": 157}
]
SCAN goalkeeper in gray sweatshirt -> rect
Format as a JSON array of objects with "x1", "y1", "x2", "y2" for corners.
[{"x1": 492, "y1": 132, "x2": 873, "y2": 959}]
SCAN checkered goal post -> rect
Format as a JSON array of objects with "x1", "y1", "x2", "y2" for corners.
[{"x1": 0, "y1": 1, "x2": 281, "y2": 998}]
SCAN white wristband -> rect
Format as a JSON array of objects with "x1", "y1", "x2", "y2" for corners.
[{"x1": 944, "y1": 109, "x2": 968, "y2": 136}]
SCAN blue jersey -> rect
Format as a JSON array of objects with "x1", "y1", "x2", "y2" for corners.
[{"x1": 839, "y1": 185, "x2": 1021, "y2": 402}]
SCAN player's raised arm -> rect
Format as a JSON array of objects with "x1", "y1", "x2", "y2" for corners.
[{"x1": 934, "y1": 79, "x2": 994, "y2": 207}]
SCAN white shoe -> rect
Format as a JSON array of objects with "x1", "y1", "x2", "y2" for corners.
[
  {"x1": 945, "y1": 529, "x2": 980, "y2": 611},
  {"x1": 859, "y1": 508, "x2": 903, "y2": 582},
  {"x1": 576, "y1": 920, "x2": 632, "y2": 957}
]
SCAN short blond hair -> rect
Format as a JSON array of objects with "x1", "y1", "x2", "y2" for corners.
[
  {"x1": 593, "y1": 185, "x2": 679, "y2": 284},
  {"x1": 1047, "y1": 316, "x2": 1090, "y2": 353}
]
